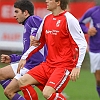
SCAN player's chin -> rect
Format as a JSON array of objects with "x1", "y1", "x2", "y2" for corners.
[
  {"x1": 47, "y1": 7, "x2": 51, "y2": 11},
  {"x1": 18, "y1": 21, "x2": 23, "y2": 24}
]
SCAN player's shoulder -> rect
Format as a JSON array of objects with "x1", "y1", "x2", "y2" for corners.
[
  {"x1": 87, "y1": 6, "x2": 100, "y2": 12},
  {"x1": 28, "y1": 15, "x2": 42, "y2": 22},
  {"x1": 91, "y1": 6, "x2": 100, "y2": 10},
  {"x1": 64, "y1": 12, "x2": 78, "y2": 22},
  {"x1": 27, "y1": 15, "x2": 42, "y2": 27}
]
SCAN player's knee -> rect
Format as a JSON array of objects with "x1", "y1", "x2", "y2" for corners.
[
  {"x1": 42, "y1": 90, "x2": 50, "y2": 99},
  {"x1": 43, "y1": 86, "x2": 56, "y2": 99},
  {"x1": 4, "y1": 87, "x2": 12, "y2": 98},
  {"x1": 42, "y1": 87, "x2": 55, "y2": 99},
  {"x1": 18, "y1": 77, "x2": 27, "y2": 87}
]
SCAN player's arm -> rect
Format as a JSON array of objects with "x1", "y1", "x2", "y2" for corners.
[
  {"x1": 10, "y1": 54, "x2": 21, "y2": 62},
  {"x1": 17, "y1": 33, "x2": 45, "y2": 73},
  {"x1": 1, "y1": 54, "x2": 11, "y2": 64},
  {"x1": 21, "y1": 16, "x2": 45, "y2": 61},
  {"x1": 79, "y1": 7, "x2": 96, "y2": 34},
  {"x1": 66, "y1": 12, "x2": 87, "y2": 81},
  {"x1": 17, "y1": 19, "x2": 46, "y2": 73},
  {"x1": 87, "y1": 27, "x2": 97, "y2": 36},
  {"x1": 30, "y1": 16, "x2": 42, "y2": 47},
  {"x1": 1, "y1": 54, "x2": 21, "y2": 64}
]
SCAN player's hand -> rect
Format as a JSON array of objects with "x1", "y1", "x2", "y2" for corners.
[
  {"x1": 30, "y1": 35, "x2": 40, "y2": 47},
  {"x1": 70, "y1": 67, "x2": 80, "y2": 81},
  {"x1": 17, "y1": 59, "x2": 26, "y2": 74},
  {"x1": 1, "y1": 54, "x2": 11, "y2": 63},
  {"x1": 88, "y1": 27, "x2": 97, "y2": 36}
]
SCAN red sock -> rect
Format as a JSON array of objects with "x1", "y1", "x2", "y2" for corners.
[
  {"x1": 47, "y1": 93, "x2": 67, "y2": 100},
  {"x1": 20, "y1": 85, "x2": 38, "y2": 100}
]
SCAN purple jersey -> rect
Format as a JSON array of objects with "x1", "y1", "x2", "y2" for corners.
[
  {"x1": 79, "y1": 6, "x2": 100, "y2": 53},
  {"x1": 10, "y1": 15, "x2": 47, "y2": 70}
]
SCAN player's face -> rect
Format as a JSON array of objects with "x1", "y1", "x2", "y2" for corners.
[
  {"x1": 14, "y1": 8, "x2": 26, "y2": 24},
  {"x1": 45, "y1": 0, "x2": 58, "y2": 11}
]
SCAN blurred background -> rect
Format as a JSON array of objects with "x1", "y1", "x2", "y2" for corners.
[
  {"x1": 0, "y1": 0, "x2": 100, "y2": 100},
  {"x1": 0, "y1": 0, "x2": 99, "y2": 52}
]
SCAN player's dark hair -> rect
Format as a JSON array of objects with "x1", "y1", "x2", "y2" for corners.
[
  {"x1": 55, "y1": 0, "x2": 69, "y2": 10},
  {"x1": 14, "y1": 0, "x2": 34, "y2": 15}
]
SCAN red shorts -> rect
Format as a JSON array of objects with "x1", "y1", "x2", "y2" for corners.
[{"x1": 27, "y1": 62, "x2": 70, "y2": 92}]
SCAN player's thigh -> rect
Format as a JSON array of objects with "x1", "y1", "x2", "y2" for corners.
[
  {"x1": 46, "y1": 68, "x2": 70, "y2": 92},
  {"x1": 89, "y1": 52, "x2": 100, "y2": 73},
  {"x1": 18, "y1": 74, "x2": 40, "y2": 87},
  {"x1": 5, "y1": 78, "x2": 20, "y2": 93},
  {"x1": 0, "y1": 65, "x2": 15, "y2": 80},
  {"x1": 43, "y1": 86, "x2": 56, "y2": 98}
]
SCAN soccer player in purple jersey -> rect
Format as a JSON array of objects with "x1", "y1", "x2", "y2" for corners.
[
  {"x1": 0, "y1": 0, "x2": 47, "y2": 100},
  {"x1": 79, "y1": 6, "x2": 100, "y2": 97}
]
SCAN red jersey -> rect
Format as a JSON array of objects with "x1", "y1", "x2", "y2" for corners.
[{"x1": 22, "y1": 11, "x2": 87, "y2": 70}]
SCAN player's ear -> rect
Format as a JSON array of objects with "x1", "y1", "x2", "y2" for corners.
[
  {"x1": 56, "y1": 0, "x2": 60, "y2": 6},
  {"x1": 24, "y1": 10, "x2": 29, "y2": 16}
]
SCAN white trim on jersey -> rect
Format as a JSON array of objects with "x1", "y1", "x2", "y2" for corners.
[
  {"x1": 65, "y1": 12, "x2": 87, "y2": 68},
  {"x1": 82, "y1": 17, "x2": 94, "y2": 28},
  {"x1": 21, "y1": 46, "x2": 37, "y2": 59}
]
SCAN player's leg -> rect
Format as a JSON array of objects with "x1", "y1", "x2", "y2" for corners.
[
  {"x1": 4, "y1": 64, "x2": 38, "y2": 100},
  {"x1": 19, "y1": 74, "x2": 39, "y2": 100},
  {"x1": 0, "y1": 64, "x2": 15, "y2": 89},
  {"x1": 18, "y1": 63, "x2": 47, "y2": 100},
  {"x1": 0, "y1": 63, "x2": 25, "y2": 100},
  {"x1": 62, "y1": 91, "x2": 69, "y2": 99},
  {"x1": 4, "y1": 78, "x2": 25, "y2": 100},
  {"x1": 43, "y1": 86, "x2": 66, "y2": 100},
  {"x1": 42, "y1": 68, "x2": 70, "y2": 100},
  {"x1": 94, "y1": 70, "x2": 100, "y2": 97},
  {"x1": 0, "y1": 79, "x2": 11, "y2": 89},
  {"x1": 89, "y1": 52, "x2": 100, "y2": 97}
]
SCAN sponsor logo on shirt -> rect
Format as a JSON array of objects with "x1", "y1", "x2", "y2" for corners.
[{"x1": 46, "y1": 30, "x2": 59, "y2": 35}]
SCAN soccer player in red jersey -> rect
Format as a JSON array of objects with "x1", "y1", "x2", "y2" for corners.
[{"x1": 17, "y1": 0, "x2": 87, "y2": 99}]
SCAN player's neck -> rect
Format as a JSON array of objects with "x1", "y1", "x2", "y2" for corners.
[{"x1": 52, "y1": 7, "x2": 64, "y2": 16}]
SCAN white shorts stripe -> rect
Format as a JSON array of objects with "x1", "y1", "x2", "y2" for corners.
[{"x1": 56, "y1": 70, "x2": 70, "y2": 91}]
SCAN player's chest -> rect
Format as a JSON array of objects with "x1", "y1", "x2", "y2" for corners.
[
  {"x1": 43, "y1": 17, "x2": 69, "y2": 44},
  {"x1": 43, "y1": 17, "x2": 68, "y2": 38}
]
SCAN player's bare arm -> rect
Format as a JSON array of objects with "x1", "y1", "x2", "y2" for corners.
[{"x1": 1, "y1": 54, "x2": 11, "y2": 64}]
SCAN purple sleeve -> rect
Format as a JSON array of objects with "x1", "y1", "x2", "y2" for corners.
[
  {"x1": 79, "y1": 7, "x2": 95, "y2": 34},
  {"x1": 10, "y1": 54, "x2": 22, "y2": 62},
  {"x1": 30, "y1": 16, "x2": 42, "y2": 36}
]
